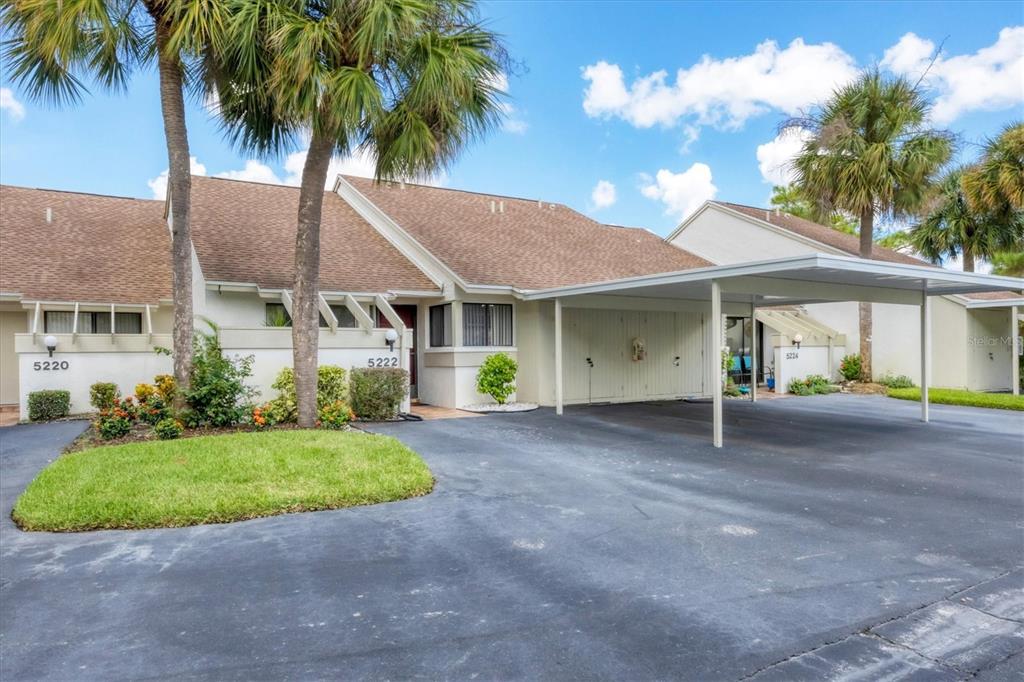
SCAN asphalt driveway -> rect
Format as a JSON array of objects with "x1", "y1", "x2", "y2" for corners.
[{"x1": 1, "y1": 395, "x2": 1021, "y2": 680}]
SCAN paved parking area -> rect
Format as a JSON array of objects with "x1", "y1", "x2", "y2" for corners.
[{"x1": 1, "y1": 395, "x2": 1021, "y2": 680}]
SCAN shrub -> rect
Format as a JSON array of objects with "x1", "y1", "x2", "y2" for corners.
[
  {"x1": 476, "y1": 353, "x2": 518, "y2": 404},
  {"x1": 28, "y1": 390, "x2": 70, "y2": 421},
  {"x1": 723, "y1": 378, "x2": 742, "y2": 397},
  {"x1": 877, "y1": 373, "x2": 915, "y2": 389},
  {"x1": 788, "y1": 374, "x2": 838, "y2": 396},
  {"x1": 154, "y1": 417, "x2": 184, "y2": 440},
  {"x1": 97, "y1": 414, "x2": 132, "y2": 440},
  {"x1": 839, "y1": 354, "x2": 862, "y2": 382},
  {"x1": 89, "y1": 382, "x2": 119, "y2": 411},
  {"x1": 318, "y1": 400, "x2": 353, "y2": 429},
  {"x1": 154, "y1": 374, "x2": 176, "y2": 402},
  {"x1": 183, "y1": 324, "x2": 256, "y2": 427},
  {"x1": 267, "y1": 365, "x2": 348, "y2": 423},
  {"x1": 350, "y1": 368, "x2": 408, "y2": 421},
  {"x1": 138, "y1": 394, "x2": 170, "y2": 425},
  {"x1": 251, "y1": 404, "x2": 273, "y2": 429},
  {"x1": 135, "y1": 383, "x2": 157, "y2": 404}
]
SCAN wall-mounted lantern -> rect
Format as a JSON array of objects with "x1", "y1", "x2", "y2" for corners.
[
  {"x1": 44, "y1": 334, "x2": 58, "y2": 357},
  {"x1": 384, "y1": 328, "x2": 399, "y2": 352},
  {"x1": 793, "y1": 333, "x2": 803, "y2": 351}
]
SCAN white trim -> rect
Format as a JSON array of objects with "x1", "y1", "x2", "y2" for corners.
[
  {"x1": 345, "y1": 294, "x2": 374, "y2": 333},
  {"x1": 921, "y1": 292, "x2": 931, "y2": 422},
  {"x1": 73, "y1": 302, "x2": 80, "y2": 343},
  {"x1": 520, "y1": 254, "x2": 1024, "y2": 301},
  {"x1": 374, "y1": 294, "x2": 406, "y2": 333},
  {"x1": 145, "y1": 304, "x2": 153, "y2": 342},
  {"x1": 110, "y1": 304, "x2": 116, "y2": 342},
  {"x1": 963, "y1": 297, "x2": 1024, "y2": 309},
  {"x1": 279, "y1": 290, "x2": 293, "y2": 316},
  {"x1": 318, "y1": 294, "x2": 338, "y2": 333},
  {"x1": 31, "y1": 301, "x2": 40, "y2": 340}
]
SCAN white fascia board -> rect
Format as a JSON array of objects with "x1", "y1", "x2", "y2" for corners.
[
  {"x1": 664, "y1": 201, "x2": 715, "y2": 243},
  {"x1": 334, "y1": 177, "x2": 463, "y2": 290},
  {"x1": 520, "y1": 254, "x2": 1024, "y2": 301},
  {"x1": 0, "y1": 292, "x2": 24, "y2": 302},
  {"x1": 964, "y1": 297, "x2": 1024, "y2": 309},
  {"x1": 17, "y1": 299, "x2": 157, "y2": 309}
]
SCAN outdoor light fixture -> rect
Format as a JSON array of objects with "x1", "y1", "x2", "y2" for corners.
[
  {"x1": 43, "y1": 334, "x2": 58, "y2": 357},
  {"x1": 793, "y1": 333, "x2": 803, "y2": 350},
  {"x1": 384, "y1": 328, "x2": 399, "y2": 352}
]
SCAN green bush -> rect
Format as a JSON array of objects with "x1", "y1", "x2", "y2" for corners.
[
  {"x1": 887, "y1": 387, "x2": 1024, "y2": 411},
  {"x1": 267, "y1": 365, "x2": 348, "y2": 423},
  {"x1": 476, "y1": 353, "x2": 518, "y2": 404},
  {"x1": 183, "y1": 324, "x2": 256, "y2": 427},
  {"x1": 877, "y1": 373, "x2": 915, "y2": 389},
  {"x1": 788, "y1": 374, "x2": 838, "y2": 396},
  {"x1": 839, "y1": 354, "x2": 862, "y2": 382},
  {"x1": 318, "y1": 400, "x2": 353, "y2": 429},
  {"x1": 97, "y1": 415, "x2": 132, "y2": 440},
  {"x1": 154, "y1": 417, "x2": 184, "y2": 440},
  {"x1": 89, "y1": 382, "x2": 119, "y2": 411},
  {"x1": 138, "y1": 393, "x2": 170, "y2": 425},
  {"x1": 350, "y1": 368, "x2": 408, "y2": 421},
  {"x1": 28, "y1": 390, "x2": 70, "y2": 421}
]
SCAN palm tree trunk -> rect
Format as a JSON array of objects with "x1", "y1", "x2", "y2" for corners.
[
  {"x1": 962, "y1": 243, "x2": 975, "y2": 272},
  {"x1": 154, "y1": 20, "x2": 193, "y2": 407},
  {"x1": 858, "y1": 208, "x2": 874, "y2": 380},
  {"x1": 292, "y1": 129, "x2": 335, "y2": 427}
]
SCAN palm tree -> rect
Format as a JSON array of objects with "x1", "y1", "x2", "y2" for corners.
[
  {"x1": 963, "y1": 122, "x2": 1024, "y2": 217},
  {"x1": 2, "y1": 0, "x2": 229, "y2": 404},
  {"x1": 769, "y1": 184, "x2": 858, "y2": 234},
  {"x1": 786, "y1": 69, "x2": 952, "y2": 379},
  {"x1": 218, "y1": 0, "x2": 506, "y2": 426},
  {"x1": 910, "y1": 168, "x2": 1023, "y2": 272}
]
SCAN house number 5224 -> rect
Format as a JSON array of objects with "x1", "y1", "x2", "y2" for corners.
[{"x1": 33, "y1": 360, "x2": 69, "y2": 371}]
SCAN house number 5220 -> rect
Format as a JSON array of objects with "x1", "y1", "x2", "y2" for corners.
[{"x1": 33, "y1": 360, "x2": 69, "y2": 371}]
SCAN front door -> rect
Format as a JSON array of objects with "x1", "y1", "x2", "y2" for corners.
[{"x1": 376, "y1": 304, "x2": 418, "y2": 397}]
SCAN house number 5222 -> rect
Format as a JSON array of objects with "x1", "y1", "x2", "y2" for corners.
[{"x1": 33, "y1": 360, "x2": 69, "y2": 371}]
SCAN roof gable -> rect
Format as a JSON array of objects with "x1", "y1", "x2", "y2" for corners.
[
  {"x1": 189, "y1": 176, "x2": 438, "y2": 293},
  {"x1": 340, "y1": 176, "x2": 710, "y2": 289}
]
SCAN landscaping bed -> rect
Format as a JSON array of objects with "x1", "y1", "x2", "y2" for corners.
[
  {"x1": 887, "y1": 387, "x2": 1024, "y2": 411},
  {"x1": 13, "y1": 430, "x2": 434, "y2": 532}
]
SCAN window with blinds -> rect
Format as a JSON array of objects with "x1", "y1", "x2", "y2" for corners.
[
  {"x1": 463, "y1": 303, "x2": 513, "y2": 347},
  {"x1": 429, "y1": 304, "x2": 452, "y2": 347},
  {"x1": 43, "y1": 311, "x2": 142, "y2": 334}
]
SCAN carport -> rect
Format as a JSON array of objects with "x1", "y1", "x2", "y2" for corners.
[{"x1": 522, "y1": 254, "x2": 1024, "y2": 447}]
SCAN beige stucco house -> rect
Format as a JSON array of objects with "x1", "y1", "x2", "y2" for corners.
[{"x1": 2, "y1": 177, "x2": 1020, "y2": 444}]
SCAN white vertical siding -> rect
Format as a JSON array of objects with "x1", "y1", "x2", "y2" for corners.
[{"x1": 561, "y1": 307, "x2": 707, "y2": 404}]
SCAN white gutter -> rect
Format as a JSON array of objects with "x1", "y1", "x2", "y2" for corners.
[{"x1": 519, "y1": 254, "x2": 1024, "y2": 301}]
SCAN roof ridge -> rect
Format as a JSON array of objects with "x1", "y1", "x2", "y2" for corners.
[
  {"x1": 1, "y1": 184, "x2": 160, "y2": 203},
  {"x1": 341, "y1": 174, "x2": 570, "y2": 208}
]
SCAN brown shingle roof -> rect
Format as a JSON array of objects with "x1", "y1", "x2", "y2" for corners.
[
  {"x1": 0, "y1": 185, "x2": 170, "y2": 304},
  {"x1": 960, "y1": 291, "x2": 1022, "y2": 301},
  {"x1": 713, "y1": 201, "x2": 928, "y2": 266},
  {"x1": 190, "y1": 176, "x2": 438, "y2": 293},
  {"x1": 343, "y1": 176, "x2": 710, "y2": 289}
]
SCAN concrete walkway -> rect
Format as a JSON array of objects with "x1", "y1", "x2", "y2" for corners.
[{"x1": 1, "y1": 395, "x2": 1021, "y2": 680}]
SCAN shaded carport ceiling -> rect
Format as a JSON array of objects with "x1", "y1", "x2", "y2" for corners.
[{"x1": 519, "y1": 254, "x2": 1023, "y2": 306}]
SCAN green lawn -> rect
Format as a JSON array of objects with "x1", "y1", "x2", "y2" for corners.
[
  {"x1": 887, "y1": 387, "x2": 1024, "y2": 411},
  {"x1": 13, "y1": 430, "x2": 433, "y2": 532}
]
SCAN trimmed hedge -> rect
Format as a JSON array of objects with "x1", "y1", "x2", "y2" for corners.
[
  {"x1": 89, "y1": 382, "x2": 119, "y2": 411},
  {"x1": 888, "y1": 387, "x2": 1024, "y2": 411},
  {"x1": 350, "y1": 368, "x2": 408, "y2": 421},
  {"x1": 28, "y1": 390, "x2": 71, "y2": 421}
]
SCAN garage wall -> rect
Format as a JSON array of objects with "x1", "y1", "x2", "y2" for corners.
[{"x1": 561, "y1": 308, "x2": 706, "y2": 404}]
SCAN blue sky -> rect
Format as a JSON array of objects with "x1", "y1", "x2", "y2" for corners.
[{"x1": 1, "y1": 1, "x2": 1021, "y2": 237}]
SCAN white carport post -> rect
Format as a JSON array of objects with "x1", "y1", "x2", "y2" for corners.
[
  {"x1": 920, "y1": 291, "x2": 931, "y2": 422},
  {"x1": 1012, "y1": 305, "x2": 1020, "y2": 396},
  {"x1": 749, "y1": 299, "x2": 757, "y2": 403},
  {"x1": 711, "y1": 280, "x2": 723, "y2": 447},
  {"x1": 555, "y1": 297, "x2": 564, "y2": 415}
]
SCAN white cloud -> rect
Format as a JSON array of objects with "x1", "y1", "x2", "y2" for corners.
[
  {"x1": 582, "y1": 39, "x2": 858, "y2": 132},
  {"x1": 488, "y1": 71, "x2": 528, "y2": 135},
  {"x1": 215, "y1": 160, "x2": 282, "y2": 185},
  {"x1": 590, "y1": 180, "x2": 617, "y2": 209},
  {"x1": 147, "y1": 156, "x2": 208, "y2": 199},
  {"x1": 0, "y1": 88, "x2": 25, "y2": 121},
  {"x1": 756, "y1": 128, "x2": 812, "y2": 185},
  {"x1": 882, "y1": 27, "x2": 1024, "y2": 123},
  {"x1": 640, "y1": 163, "x2": 717, "y2": 219}
]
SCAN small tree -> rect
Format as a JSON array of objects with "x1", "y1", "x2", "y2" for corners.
[{"x1": 477, "y1": 353, "x2": 517, "y2": 405}]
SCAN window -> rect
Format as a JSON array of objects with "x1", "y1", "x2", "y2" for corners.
[
  {"x1": 44, "y1": 310, "x2": 142, "y2": 334},
  {"x1": 463, "y1": 303, "x2": 513, "y2": 347},
  {"x1": 266, "y1": 303, "x2": 291, "y2": 327},
  {"x1": 324, "y1": 304, "x2": 359, "y2": 328},
  {"x1": 429, "y1": 304, "x2": 452, "y2": 347}
]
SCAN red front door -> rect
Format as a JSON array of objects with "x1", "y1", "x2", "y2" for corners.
[{"x1": 376, "y1": 304, "x2": 417, "y2": 394}]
